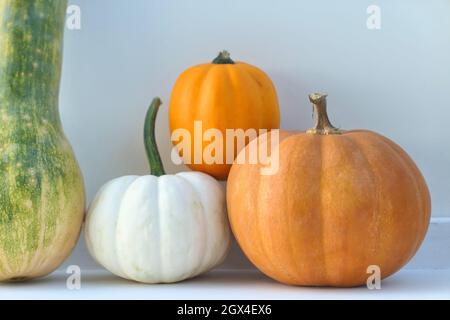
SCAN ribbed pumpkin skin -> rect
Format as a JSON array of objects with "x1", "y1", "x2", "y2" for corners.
[
  {"x1": 169, "y1": 61, "x2": 280, "y2": 180},
  {"x1": 0, "y1": 0, "x2": 85, "y2": 281},
  {"x1": 227, "y1": 130, "x2": 431, "y2": 287}
]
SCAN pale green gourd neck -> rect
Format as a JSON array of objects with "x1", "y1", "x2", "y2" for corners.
[
  {"x1": 144, "y1": 98, "x2": 166, "y2": 177},
  {"x1": 0, "y1": 0, "x2": 68, "y2": 128}
]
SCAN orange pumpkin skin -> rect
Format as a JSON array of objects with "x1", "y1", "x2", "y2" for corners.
[
  {"x1": 227, "y1": 96, "x2": 431, "y2": 287},
  {"x1": 169, "y1": 52, "x2": 280, "y2": 180}
]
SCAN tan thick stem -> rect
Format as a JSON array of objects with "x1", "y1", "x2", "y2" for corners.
[{"x1": 307, "y1": 93, "x2": 343, "y2": 135}]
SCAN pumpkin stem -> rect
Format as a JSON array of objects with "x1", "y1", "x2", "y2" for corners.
[
  {"x1": 144, "y1": 98, "x2": 166, "y2": 177},
  {"x1": 307, "y1": 93, "x2": 343, "y2": 135},
  {"x1": 212, "y1": 50, "x2": 235, "y2": 64}
]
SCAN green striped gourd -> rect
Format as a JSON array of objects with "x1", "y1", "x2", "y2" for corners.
[{"x1": 0, "y1": 0, "x2": 85, "y2": 281}]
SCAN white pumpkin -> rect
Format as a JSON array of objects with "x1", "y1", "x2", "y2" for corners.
[{"x1": 84, "y1": 98, "x2": 231, "y2": 283}]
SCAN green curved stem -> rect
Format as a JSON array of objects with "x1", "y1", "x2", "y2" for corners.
[
  {"x1": 212, "y1": 50, "x2": 235, "y2": 64},
  {"x1": 144, "y1": 98, "x2": 166, "y2": 177}
]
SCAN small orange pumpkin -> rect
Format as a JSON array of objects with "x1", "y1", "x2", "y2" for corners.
[
  {"x1": 169, "y1": 51, "x2": 280, "y2": 180},
  {"x1": 227, "y1": 93, "x2": 431, "y2": 287}
]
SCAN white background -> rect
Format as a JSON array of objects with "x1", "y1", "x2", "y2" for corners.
[{"x1": 60, "y1": 0, "x2": 450, "y2": 269}]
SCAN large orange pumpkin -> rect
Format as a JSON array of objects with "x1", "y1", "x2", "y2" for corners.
[
  {"x1": 169, "y1": 51, "x2": 280, "y2": 180},
  {"x1": 227, "y1": 93, "x2": 431, "y2": 287}
]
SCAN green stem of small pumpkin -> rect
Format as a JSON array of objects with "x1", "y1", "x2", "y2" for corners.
[
  {"x1": 144, "y1": 98, "x2": 166, "y2": 177},
  {"x1": 212, "y1": 50, "x2": 235, "y2": 64}
]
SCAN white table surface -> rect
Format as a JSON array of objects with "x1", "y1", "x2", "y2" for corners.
[{"x1": 1, "y1": 269, "x2": 449, "y2": 300}]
